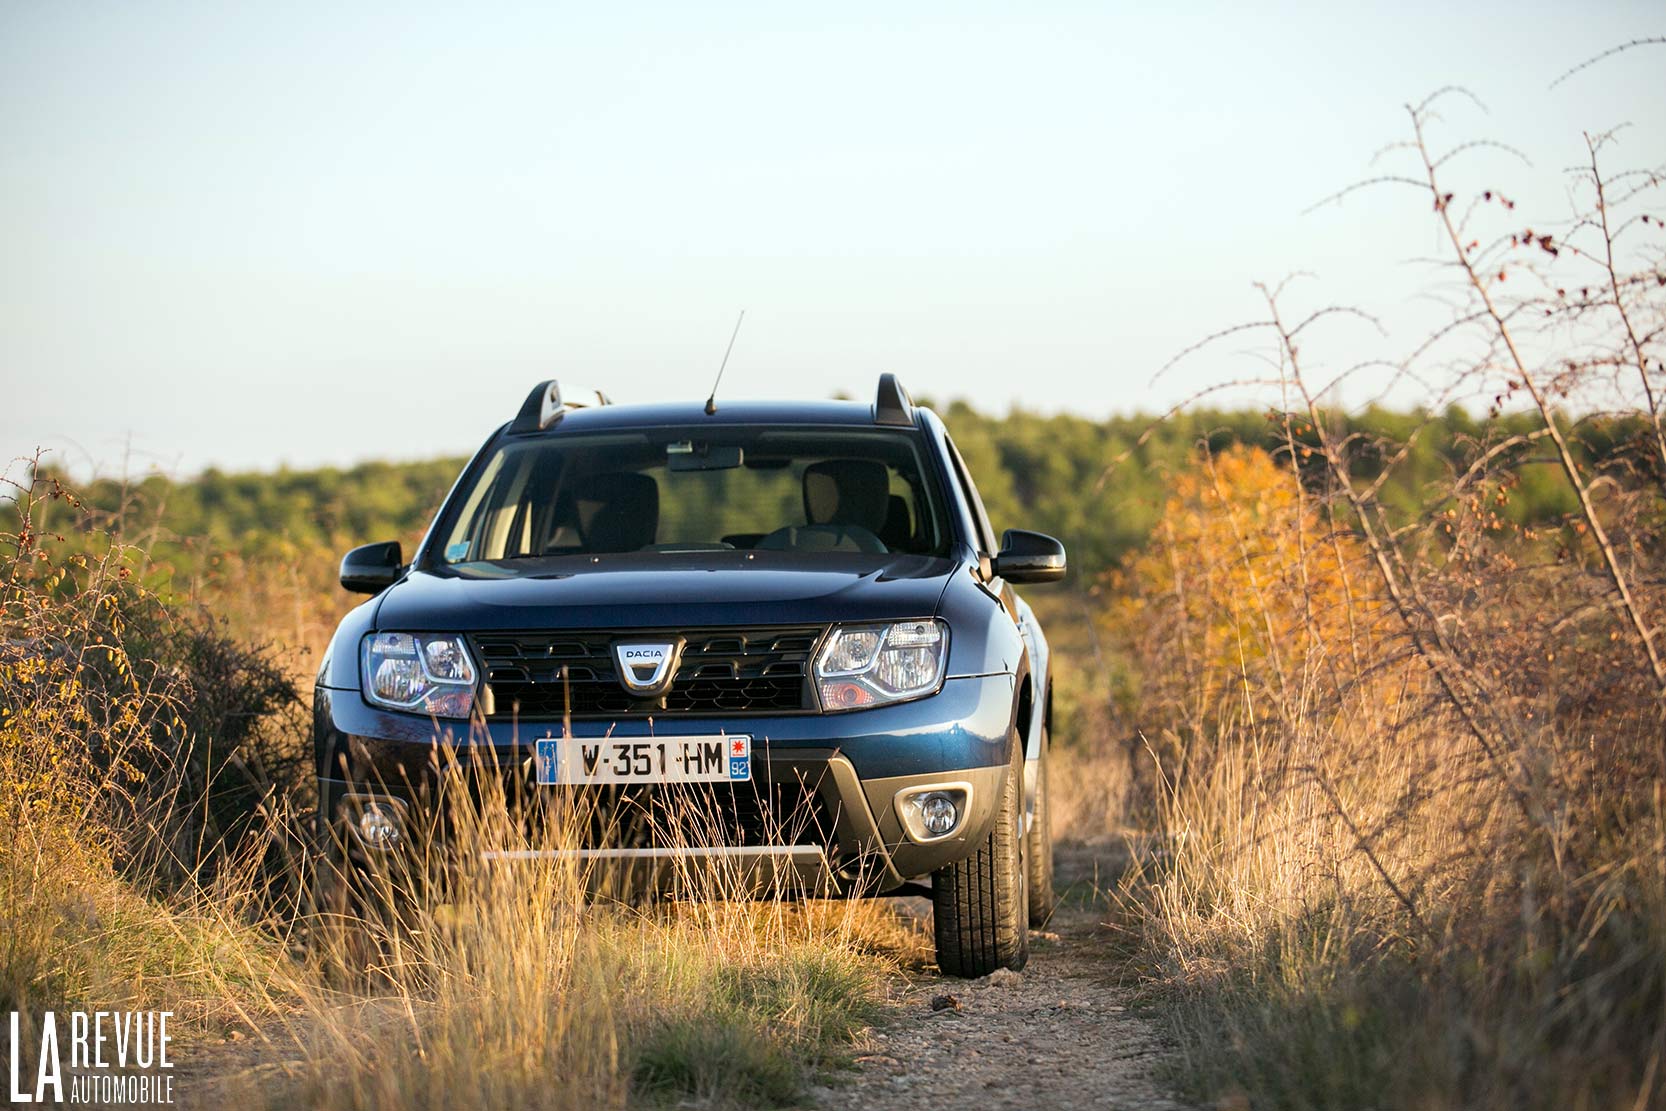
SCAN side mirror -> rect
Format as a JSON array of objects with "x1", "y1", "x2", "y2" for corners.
[
  {"x1": 340, "y1": 541, "x2": 404, "y2": 594},
  {"x1": 992, "y1": 529, "x2": 1066, "y2": 584}
]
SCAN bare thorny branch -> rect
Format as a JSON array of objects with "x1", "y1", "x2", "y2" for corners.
[
  {"x1": 1582, "y1": 132, "x2": 1666, "y2": 482},
  {"x1": 1257, "y1": 287, "x2": 1556, "y2": 862},
  {"x1": 1548, "y1": 37, "x2": 1666, "y2": 90},
  {"x1": 1409, "y1": 106, "x2": 1666, "y2": 704}
]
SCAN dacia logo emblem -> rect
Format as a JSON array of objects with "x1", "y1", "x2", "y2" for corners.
[{"x1": 612, "y1": 640, "x2": 681, "y2": 695}]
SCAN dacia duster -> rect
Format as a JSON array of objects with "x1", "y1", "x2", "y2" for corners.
[{"x1": 314, "y1": 374, "x2": 1066, "y2": 976}]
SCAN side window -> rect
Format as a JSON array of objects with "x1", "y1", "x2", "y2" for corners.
[{"x1": 944, "y1": 436, "x2": 999, "y2": 555}]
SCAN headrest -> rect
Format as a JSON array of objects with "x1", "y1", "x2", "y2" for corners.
[
  {"x1": 881, "y1": 494, "x2": 914, "y2": 549},
  {"x1": 573, "y1": 472, "x2": 658, "y2": 553},
  {"x1": 802, "y1": 460, "x2": 890, "y2": 534}
]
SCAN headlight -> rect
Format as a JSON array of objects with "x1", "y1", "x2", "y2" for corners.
[
  {"x1": 361, "y1": 632, "x2": 477, "y2": 719},
  {"x1": 814, "y1": 619, "x2": 948, "y2": 710}
]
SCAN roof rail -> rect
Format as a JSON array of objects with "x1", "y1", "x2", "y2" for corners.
[
  {"x1": 510, "y1": 380, "x2": 613, "y2": 433},
  {"x1": 874, "y1": 373, "x2": 915, "y2": 427}
]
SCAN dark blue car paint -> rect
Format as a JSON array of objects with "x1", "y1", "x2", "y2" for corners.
[
  {"x1": 371, "y1": 554, "x2": 958, "y2": 637},
  {"x1": 313, "y1": 396, "x2": 1055, "y2": 889}
]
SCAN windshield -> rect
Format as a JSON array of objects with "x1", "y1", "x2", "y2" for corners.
[{"x1": 434, "y1": 428, "x2": 950, "y2": 564}]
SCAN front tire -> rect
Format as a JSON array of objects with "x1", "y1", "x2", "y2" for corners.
[{"x1": 932, "y1": 738, "x2": 1029, "y2": 978}]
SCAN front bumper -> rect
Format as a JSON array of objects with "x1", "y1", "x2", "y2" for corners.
[{"x1": 314, "y1": 673, "x2": 1017, "y2": 893}]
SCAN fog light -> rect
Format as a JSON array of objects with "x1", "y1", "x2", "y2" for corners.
[
  {"x1": 356, "y1": 802, "x2": 403, "y2": 849},
  {"x1": 916, "y1": 792, "x2": 959, "y2": 836},
  {"x1": 894, "y1": 784, "x2": 971, "y2": 843}
]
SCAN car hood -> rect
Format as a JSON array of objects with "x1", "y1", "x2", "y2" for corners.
[{"x1": 372, "y1": 551, "x2": 959, "y2": 632}]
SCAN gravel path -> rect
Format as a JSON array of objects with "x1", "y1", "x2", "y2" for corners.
[{"x1": 813, "y1": 840, "x2": 1191, "y2": 1111}]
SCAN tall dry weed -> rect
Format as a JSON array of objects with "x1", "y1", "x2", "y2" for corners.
[
  {"x1": 0, "y1": 461, "x2": 298, "y2": 1028},
  {"x1": 262, "y1": 770, "x2": 904, "y2": 1110},
  {"x1": 3, "y1": 458, "x2": 904, "y2": 1107},
  {"x1": 1111, "y1": 87, "x2": 1666, "y2": 1110}
]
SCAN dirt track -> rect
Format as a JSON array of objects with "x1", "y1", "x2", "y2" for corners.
[{"x1": 813, "y1": 840, "x2": 1190, "y2": 1111}]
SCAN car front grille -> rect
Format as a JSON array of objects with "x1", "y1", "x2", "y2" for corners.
[
  {"x1": 418, "y1": 770, "x2": 844, "y2": 859},
  {"x1": 472, "y1": 626, "x2": 825, "y2": 719},
  {"x1": 555, "y1": 777, "x2": 839, "y2": 850}
]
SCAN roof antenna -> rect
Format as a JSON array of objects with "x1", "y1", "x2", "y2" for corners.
[{"x1": 705, "y1": 309, "x2": 745, "y2": 415}]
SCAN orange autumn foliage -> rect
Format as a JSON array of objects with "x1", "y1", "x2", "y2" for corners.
[{"x1": 1106, "y1": 446, "x2": 1400, "y2": 736}]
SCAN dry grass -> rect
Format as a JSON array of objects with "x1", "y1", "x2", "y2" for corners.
[
  {"x1": 1096, "y1": 90, "x2": 1666, "y2": 1105},
  {"x1": 1046, "y1": 742, "x2": 1135, "y2": 845},
  {"x1": 264, "y1": 836, "x2": 907, "y2": 1108},
  {"x1": 1107, "y1": 439, "x2": 1665, "y2": 1109},
  {"x1": 0, "y1": 491, "x2": 296, "y2": 1057},
  {"x1": 263, "y1": 767, "x2": 916, "y2": 1110},
  {"x1": 0, "y1": 462, "x2": 910, "y2": 1109}
]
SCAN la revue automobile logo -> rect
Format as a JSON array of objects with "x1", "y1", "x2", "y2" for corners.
[
  {"x1": 7, "y1": 1010, "x2": 175, "y2": 1105},
  {"x1": 613, "y1": 640, "x2": 680, "y2": 695}
]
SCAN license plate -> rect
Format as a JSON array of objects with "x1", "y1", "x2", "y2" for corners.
[{"x1": 535, "y1": 735, "x2": 752, "y2": 785}]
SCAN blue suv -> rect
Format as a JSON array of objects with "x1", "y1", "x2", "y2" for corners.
[{"x1": 314, "y1": 374, "x2": 1065, "y2": 976}]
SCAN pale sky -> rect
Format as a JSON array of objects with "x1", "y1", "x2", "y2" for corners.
[{"x1": 3, "y1": 1, "x2": 1661, "y2": 478}]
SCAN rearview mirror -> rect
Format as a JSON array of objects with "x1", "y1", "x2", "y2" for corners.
[
  {"x1": 666, "y1": 441, "x2": 744, "y2": 471},
  {"x1": 992, "y1": 530, "x2": 1066, "y2": 584},
  {"x1": 340, "y1": 541, "x2": 404, "y2": 594}
]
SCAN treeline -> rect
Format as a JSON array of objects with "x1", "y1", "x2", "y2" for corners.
[
  {"x1": 932, "y1": 400, "x2": 1630, "y2": 574},
  {"x1": 31, "y1": 401, "x2": 1653, "y2": 589},
  {"x1": 51, "y1": 456, "x2": 470, "y2": 561}
]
